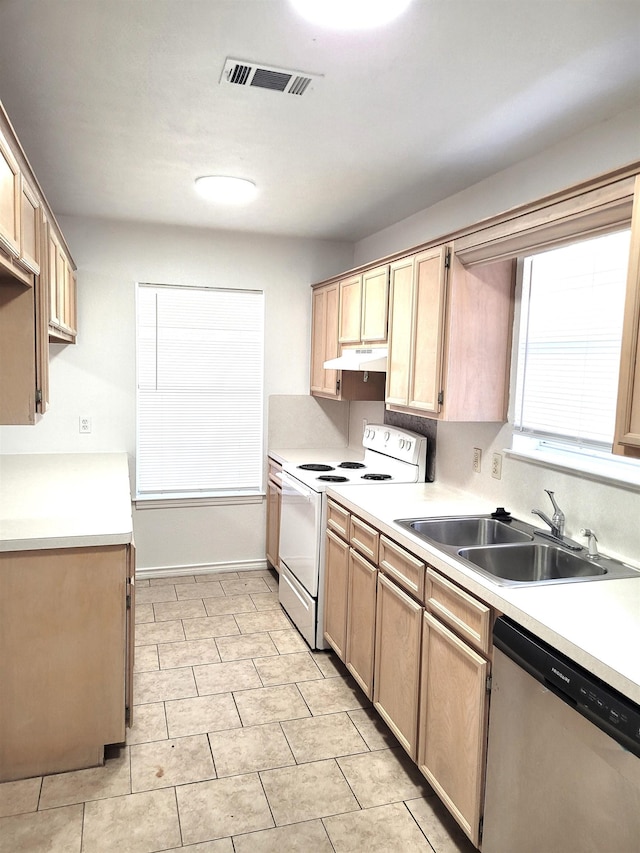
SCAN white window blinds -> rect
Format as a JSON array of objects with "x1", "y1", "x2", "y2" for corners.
[
  {"x1": 514, "y1": 229, "x2": 630, "y2": 447},
  {"x1": 136, "y1": 283, "x2": 264, "y2": 499}
]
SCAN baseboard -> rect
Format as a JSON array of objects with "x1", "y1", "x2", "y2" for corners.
[{"x1": 135, "y1": 558, "x2": 270, "y2": 581}]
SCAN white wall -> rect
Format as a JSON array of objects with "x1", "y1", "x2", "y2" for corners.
[
  {"x1": 0, "y1": 218, "x2": 353, "y2": 571},
  {"x1": 354, "y1": 106, "x2": 640, "y2": 564}
]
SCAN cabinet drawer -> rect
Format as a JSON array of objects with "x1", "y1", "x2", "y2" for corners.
[
  {"x1": 379, "y1": 535, "x2": 425, "y2": 600},
  {"x1": 350, "y1": 515, "x2": 379, "y2": 563},
  {"x1": 425, "y1": 568, "x2": 492, "y2": 655},
  {"x1": 327, "y1": 499, "x2": 350, "y2": 540}
]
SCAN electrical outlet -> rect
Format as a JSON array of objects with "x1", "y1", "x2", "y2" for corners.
[
  {"x1": 492, "y1": 452, "x2": 502, "y2": 479},
  {"x1": 79, "y1": 416, "x2": 92, "y2": 434},
  {"x1": 473, "y1": 447, "x2": 482, "y2": 473}
]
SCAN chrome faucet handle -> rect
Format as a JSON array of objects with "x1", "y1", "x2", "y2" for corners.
[{"x1": 544, "y1": 490, "x2": 565, "y2": 536}]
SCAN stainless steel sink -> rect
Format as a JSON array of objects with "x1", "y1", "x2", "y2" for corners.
[
  {"x1": 394, "y1": 513, "x2": 640, "y2": 586},
  {"x1": 397, "y1": 516, "x2": 533, "y2": 547}
]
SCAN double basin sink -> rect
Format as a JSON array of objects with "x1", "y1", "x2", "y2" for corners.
[{"x1": 394, "y1": 514, "x2": 640, "y2": 586}]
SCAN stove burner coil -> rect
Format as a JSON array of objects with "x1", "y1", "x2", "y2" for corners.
[
  {"x1": 317, "y1": 475, "x2": 349, "y2": 482},
  {"x1": 361, "y1": 473, "x2": 392, "y2": 481},
  {"x1": 297, "y1": 463, "x2": 334, "y2": 471},
  {"x1": 338, "y1": 462, "x2": 366, "y2": 469}
]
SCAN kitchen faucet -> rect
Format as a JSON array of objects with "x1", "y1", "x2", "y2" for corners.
[{"x1": 532, "y1": 489, "x2": 565, "y2": 537}]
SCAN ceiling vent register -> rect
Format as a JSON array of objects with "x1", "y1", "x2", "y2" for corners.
[{"x1": 220, "y1": 58, "x2": 321, "y2": 96}]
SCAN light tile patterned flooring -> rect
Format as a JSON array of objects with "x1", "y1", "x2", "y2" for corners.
[{"x1": 0, "y1": 568, "x2": 476, "y2": 853}]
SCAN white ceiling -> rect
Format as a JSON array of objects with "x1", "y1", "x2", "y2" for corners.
[{"x1": 0, "y1": 0, "x2": 639, "y2": 242}]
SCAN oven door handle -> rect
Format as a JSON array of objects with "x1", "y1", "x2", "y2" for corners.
[{"x1": 281, "y1": 471, "x2": 315, "y2": 501}]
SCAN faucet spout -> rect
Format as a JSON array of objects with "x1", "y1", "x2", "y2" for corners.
[
  {"x1": 532, "y1": 490, "x2": 566, "y2": 538},
  {"x1": 531, "y1": 508, "x2": 560, "y2": 536}
]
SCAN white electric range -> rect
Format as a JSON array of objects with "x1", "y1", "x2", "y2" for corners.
[{"x1": 278, "y1": 424, "x2": 427, "y2": 648}]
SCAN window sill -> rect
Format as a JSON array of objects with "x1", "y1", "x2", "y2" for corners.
[
  {"x1": 506, "y1": 445, "x2": 640, "y2": 493},
  {"x1": 134, "y1": 493, "x2": 264, "y2": 510}
]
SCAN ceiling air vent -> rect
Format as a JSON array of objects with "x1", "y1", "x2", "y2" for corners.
[{"x1": 220, "y1": 58, "x2": 321, "y2": 96}]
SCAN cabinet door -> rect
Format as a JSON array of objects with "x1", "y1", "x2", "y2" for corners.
[
  {"x1": 310, "y1": 282, "x2": 340, "y2": 398},
  {"x1": 361, "y1": 264, "x2": 389, "y2": 343},
  {"x1": 409, "y1": 246, "x2": 448, "y2": 413},
  {"x1": 417, "y1": 611, "x2": 489, "y2": 847},
  {"x1": 19, "y1": 177, "x2": 40, "y2": 274},
  {"x1": 373, "y1": 573, "x2": 422, "y2": 759},
  {"x1": 48, "y1": 227, "x2": 61, "y2": 328},
  {"x1": 0, "y1": 128, "x2": 20, "y2": 258},
  {"x1": 614, "y1": 174, "x2": 640, "y2": 458},
  {"x1": 266, "y1": 478, "x2": 281, "y2": 571},
  {"x1": 324, "y1": 529, "x2": 350, "y2": 660},
  {"x1": 338, "y1": 273, "x2": 362, "y2": 344},
  {"x1": 345, "y1": 548, "x2": 377, "y2": 698},
  {"x1": 386, "y1": 255, "x2": 415, "y2": 405}
]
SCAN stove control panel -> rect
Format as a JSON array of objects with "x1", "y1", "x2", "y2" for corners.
[{"x1": 363, "y1": 424, "x2": 427, "y2": 466}]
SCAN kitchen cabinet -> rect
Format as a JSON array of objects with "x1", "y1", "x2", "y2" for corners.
[
  {"x1": 324, "y1": 527, "x2": 350, "y2": 658},
  {"x1": 418, "y1": 569, "x2": 492, "y2": 847},
  {"x1": 310, "y1": 279, "x2": 386, "y2": 402},
  {"x1": 0, "y1": 453, "x2": 135, "y2": 783},
  {"x1": 614, "y1": 174, "x2": 640, "y2": 459},
  {"x1": 0, "y1": 98, "x2": 77, "y2": 423},
  {"x1": 0, "y1": 544, "x2": 135, "y2": 782},
  {"x1": 338, "y1": 264, "x2": 389, "y2": 345},
  {"x1": 47, "y1": 219, "x2": 77, "y2": 343},
  {"x1": 0, "y1": 126, "x2": 21, "y2": 262},
  {"x1": 386, "y1": 245, "x2": 515, "y2": 421},
  {"x1": 265, "y1": 456, "x2": 282, "y2": 571},
  {"x1": 311, "y1": 281, "x2": 340, "y2": 397},
  {"x1": 345, "y1": 546, "x2": 377, "y2": 698},
  {"x1": 373, "y1": 571, "x2": 422, "y2": 759}
]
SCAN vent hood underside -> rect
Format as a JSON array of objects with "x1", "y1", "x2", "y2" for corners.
[{"x1": 323, "y1": 347, "x2": 388, "y2": 372}]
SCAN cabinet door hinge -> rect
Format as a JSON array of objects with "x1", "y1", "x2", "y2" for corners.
[
  {"x1": 486, "y1": 674, "x2": 492, "y2": 693},
  {"x1": 444, "y1": 248, "x2": 451, "y2": 269},
  {"x1": 336, "y1": 378, "x2": 341, "y2": 393},
  {"x1": 437, "y1": 390, "x2": 444, "y2": 406},
  {"x1": 125, "y1": 705, "x2": 131, "y2": 725},
  {"x1": 35, "y1": 388, "x2": 42, "y2": 404},
  {"x1": 479, "y1": 816, "x2": 484, "y2": 843},
  {"x1": 126, "y1": 593, "x2": 132, "y2": 609}
]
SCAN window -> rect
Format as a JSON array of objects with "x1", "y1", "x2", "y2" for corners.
[
  {"x1": 512, "y1": 228, "x2": 639, "y2": 484},
  {"x1": 136, "y1": 283, "x2": 264, "y2": 501}
]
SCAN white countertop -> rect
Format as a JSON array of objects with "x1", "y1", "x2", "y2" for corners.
[
  {"x1": 0, "y1": 453, "x2": 134, "y2": 551},
  {"x1": 324, "y1": 481, "x2": 640, "y2": 704}
]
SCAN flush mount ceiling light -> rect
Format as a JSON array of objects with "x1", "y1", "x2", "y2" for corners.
[
  {"x1": 195, "y1": 176, "x2": 258, "y2": 204},
  {"x1": 289, "y1": 0, "x2": 413, "y2": 29}
]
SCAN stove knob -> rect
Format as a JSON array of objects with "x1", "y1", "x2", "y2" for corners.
[
  {"x1": 384, "y1": 431, "x2": 390, "y2": 441},
  {"x1": 406, "y1": 440, "x2": 412, "y2": 451},
  {"x1": 399, "y1": 439, "x2": 405, "y2": 449}
]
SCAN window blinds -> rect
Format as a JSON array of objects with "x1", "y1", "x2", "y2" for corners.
[
  {"x1": 136, "y1": 284, "x2": 264, "y2": 498},
  {"x1": 514, "y1": 230, "x2": 630, "y2": 446}
]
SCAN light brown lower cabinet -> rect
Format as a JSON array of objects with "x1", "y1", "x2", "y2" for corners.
[
  {"x1": 0, "y1": 543, "x2": 135, "y2": 782},
  {"x1": 344, "y1": 547, "x2": 377, "y2": 698},
  {"x1": 324, "y1": 528, "x2": 350, "y2": 659},
  {"x1": 417, "y1": 611, "x2": 490, "y2": 848},
  {"x1": 373, "y1": 571, "x2": 423, "y2": 759}
]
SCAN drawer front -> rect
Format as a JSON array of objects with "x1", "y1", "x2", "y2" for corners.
[
  {"x1": 379, "y1": 535, "x2": 425, "y2": 600},
  {"x1": 350, "y1": 515, "x2": 379, "y2": 563},
  {"x1": 327, "y1": 499, "x2": 350, "y2": 540},
  {"x1": 425, "y1": 568, "x2": 492, "y2": 655}
]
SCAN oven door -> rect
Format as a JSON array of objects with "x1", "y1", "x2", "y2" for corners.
[{"x1": 279, "y1": 471, "x2": 322, "y2": 596}]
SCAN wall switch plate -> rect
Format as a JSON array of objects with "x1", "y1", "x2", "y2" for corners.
[
  {"x1": 79, "y1": 416, "x2": 92, "y2": 434},
  {"x1": 492, "y1": 452, "x2": 502, "y2": 479},
  {"x1": 473, "y1": 447, "x2": 482, "y2": 473}
]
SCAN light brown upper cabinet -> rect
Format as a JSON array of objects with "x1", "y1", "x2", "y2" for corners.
[
  {"x1": 614, "y1": 174, "x2": 640, "y2": 459},
  {"x1": 311, "y1": 278, "x2": 386, "y2": 402},
  {"x1": 310, "y1": 280, "x2": 340, "y2": 398},
  {"x1": 338, "y1": 265, "x2": 389, "y2": 345},
  {"x1": 19, "y1": 177, "x2": 40, "y2": 275},
  {"x1": 0, "y1": 127, "x2": 21, "y2": 261},
  {"x1": 386, "y1": 245, "x2": 515, "y2": 421},
  {"x1": 46, "y1": 219, "x2": 77, "y2": 343}
]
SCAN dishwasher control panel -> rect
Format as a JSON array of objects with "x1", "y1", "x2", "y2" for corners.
[{"x1": 494, "y1": 617, "x2": 640, "y2": 757}]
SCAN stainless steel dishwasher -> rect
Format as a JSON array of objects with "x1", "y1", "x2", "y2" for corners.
[{"x1": 482, "y1": 617, "x2": 640, "y2": 853}]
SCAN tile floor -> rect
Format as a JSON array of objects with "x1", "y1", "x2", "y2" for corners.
[{"x1": 0, "y1": 568, "x2": 476, "y2": 853}]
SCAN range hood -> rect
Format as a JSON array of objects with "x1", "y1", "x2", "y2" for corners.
[{"x1": 323, "y1": 347, "x2": 388, "y2": 372}]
